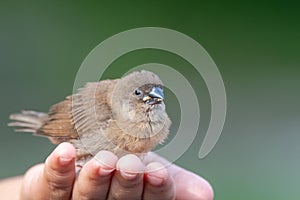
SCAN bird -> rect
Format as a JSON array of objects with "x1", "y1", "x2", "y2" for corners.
[{"x1": 8, "y1": 70, "x2": 171, "y2": 165}]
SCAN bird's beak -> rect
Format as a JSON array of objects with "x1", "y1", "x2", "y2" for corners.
[{"x1": 143, "y1": 87, "x2": 164, "y2": 105}]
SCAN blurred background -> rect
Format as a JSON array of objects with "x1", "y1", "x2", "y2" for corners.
[{"x1": 0, "y1": 1, "x2": 299, "y2": 199}]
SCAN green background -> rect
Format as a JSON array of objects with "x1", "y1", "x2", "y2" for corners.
[{"x1": 1, "y1": 1, "x2": 299, "y2": 199}]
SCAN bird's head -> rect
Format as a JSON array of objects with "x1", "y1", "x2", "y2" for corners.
[
  {"x1": 132, "y1": 84, "x2": 164, "y2": 109},
  {"x1": 110, "y1": 70, "x2": 170, "y2": 139},
  {"x1": 111, "y1": 70, "x2": 167, "y2": 121}
]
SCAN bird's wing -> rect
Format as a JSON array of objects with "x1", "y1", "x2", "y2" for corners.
[{"x1": 37, "y1": 80, "x2": 117, "y2": 142}]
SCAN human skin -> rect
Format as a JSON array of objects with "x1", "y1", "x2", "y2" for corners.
[{"x1": 0, "y1": 143, "x2": 214, "y2": 200}]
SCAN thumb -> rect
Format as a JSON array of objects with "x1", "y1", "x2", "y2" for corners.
[{"x1": 21, "y1": 142, "x2": 76, "y2": 200}]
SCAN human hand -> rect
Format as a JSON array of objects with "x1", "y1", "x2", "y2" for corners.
[{"x1": 3, "y1": 143, "x2": 213, "y2": 200}]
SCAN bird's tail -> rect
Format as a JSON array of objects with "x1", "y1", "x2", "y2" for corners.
[{"x1": 8, "y1": 110, "x2": 49, "y2": 133}]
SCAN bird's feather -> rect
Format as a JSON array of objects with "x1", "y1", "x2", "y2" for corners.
[
  {"x1": 9, "y1": 70, "x2": 171, "y2": 164},
  {"x1": 38, "y1": 81, "x2": 116, "y2": 142}
]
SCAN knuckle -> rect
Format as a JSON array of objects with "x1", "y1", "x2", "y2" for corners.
[
  {"x1": 110, "y1": 183, "x2": 142, "y2": 200},
  {"x1": 47, "y1": 181, "x2": 72, "y2": 199}
]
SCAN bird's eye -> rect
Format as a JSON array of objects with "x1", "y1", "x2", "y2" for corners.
[{"x1": 134, "y1": 89, "x2": 142, "y2": 96}]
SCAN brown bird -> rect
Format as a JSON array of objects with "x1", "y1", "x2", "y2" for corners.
[{"x1": 9, "y1": 70, "x2": 171, "y2": 165}]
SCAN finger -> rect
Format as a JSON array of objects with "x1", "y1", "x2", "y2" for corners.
[
  {"x1": 21, "y1": 142, "x2": 76, "y2": 200},
  {"x1": 172, "y1": 167, "x2": 214, "y2": 200},
  {"x1": 143, "y1": 162, "x2": 175, "y2": 200},
  {"x1": 107, "y1": 154, "x2": 144, "y2": 200},
  {"x1": 72, "y1": 151, "x2": 118, "y2": 200},
  {"x1": 143, "y1": 152, "x2": 214, "y2": 200},
  {"x1": 43, "y1": 142, "x2": 76, "y2": 199}
]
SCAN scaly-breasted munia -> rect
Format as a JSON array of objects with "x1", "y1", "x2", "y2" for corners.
[{"x1": 9, "y1": 70, "x2": 171, "y2": 165}]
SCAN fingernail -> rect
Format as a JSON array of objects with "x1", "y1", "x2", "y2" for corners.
[
  {"x1": 98, "y1": 167, "x2": 115, "y2": 176},
  {"x1": 147, "y1": 174, "x2": 164, "y2": 186},
  {"x1": 56, "y1": 143, "x2": 75, "y2": 166},
  {"x1": 59, "y1": 156, "x2": 73, "y2": 166},
  {"x1": 120, "y1": 170, "x2": 137, "y2": 180}
]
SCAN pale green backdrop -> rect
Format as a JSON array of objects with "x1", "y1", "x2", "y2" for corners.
[{"x1": 0, "y1": 1, "x2": 299, "y2": 199}]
